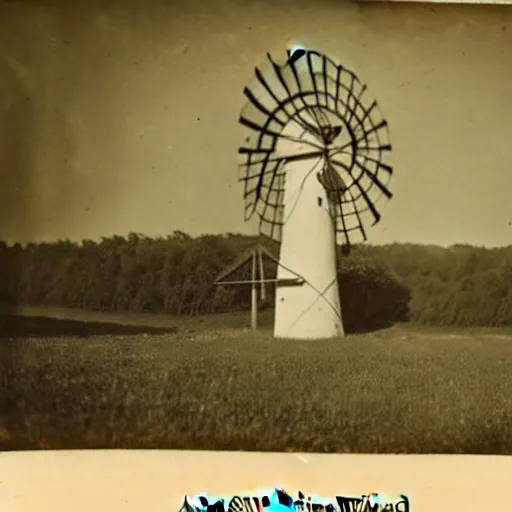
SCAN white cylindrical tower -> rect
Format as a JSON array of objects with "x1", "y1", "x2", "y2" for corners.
[{"x1": 273, "y1": 121, "x2": 344, "y2": 339}]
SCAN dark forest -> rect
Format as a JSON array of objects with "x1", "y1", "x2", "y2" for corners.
[{"x1": 0, "y1": 232, "x2": 510, "y2": 331}]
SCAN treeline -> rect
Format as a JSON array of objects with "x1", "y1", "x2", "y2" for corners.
[{"x1": 0, "y1": 232, "x2": 511, "y2": 329}]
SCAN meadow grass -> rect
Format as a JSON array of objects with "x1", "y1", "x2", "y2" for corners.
[{"x1": 1, "y1": 309, "x2": 512, "y2": 453}]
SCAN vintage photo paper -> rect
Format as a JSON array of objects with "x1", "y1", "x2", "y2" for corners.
[{"x1": 1, "y1": 0, "x2": 511, "y2": 455}]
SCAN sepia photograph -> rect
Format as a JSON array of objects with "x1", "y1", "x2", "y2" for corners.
[{"x1": 1, "y1": 0, "x2": 511, "y2": 455}]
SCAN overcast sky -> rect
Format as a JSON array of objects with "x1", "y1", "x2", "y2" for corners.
[{"x1": 1, "y1": 0, "x2": 511, "y2": 247}]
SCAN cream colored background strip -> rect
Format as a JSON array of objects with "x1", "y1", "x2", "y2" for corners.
[{"x1": 1, "y1": 451, "x2": 511, "y2": 512}]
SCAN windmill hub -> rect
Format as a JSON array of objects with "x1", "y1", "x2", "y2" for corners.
[{"x1": 321, "y1": 125, "x2": 342, "y2": 145}]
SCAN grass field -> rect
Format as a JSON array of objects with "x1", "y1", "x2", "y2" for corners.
[{"x1": 1, "y1": 306, "x2": 512, "y2": 454}]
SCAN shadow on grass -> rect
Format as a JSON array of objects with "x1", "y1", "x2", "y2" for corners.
[
  {"x1": 344, "y1": 320, "x2": 396, "y2": 335},
  {"x1": 0, "y1": 314, "x2": 177, "y2": 338}
]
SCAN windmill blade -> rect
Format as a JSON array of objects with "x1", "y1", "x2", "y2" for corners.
[{"x1": 238, "y1": 47, "x2": 393, "y2": 248}]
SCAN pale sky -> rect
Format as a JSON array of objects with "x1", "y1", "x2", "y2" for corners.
[{"x1": 0, "y1": 0, "x2": 511, "y2": 247}]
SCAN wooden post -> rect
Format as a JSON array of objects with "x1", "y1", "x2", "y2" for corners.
[
  {"x1": 258, "y1": 247, "x2": 266, "y2": 301},
  {"x1": 251, "y1": 250, "x2": 258, "y2": 330}
]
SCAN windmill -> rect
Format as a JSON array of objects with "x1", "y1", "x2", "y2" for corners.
[{"x1": 238, "y1": 46, "x2": 393, "y2": 340}]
